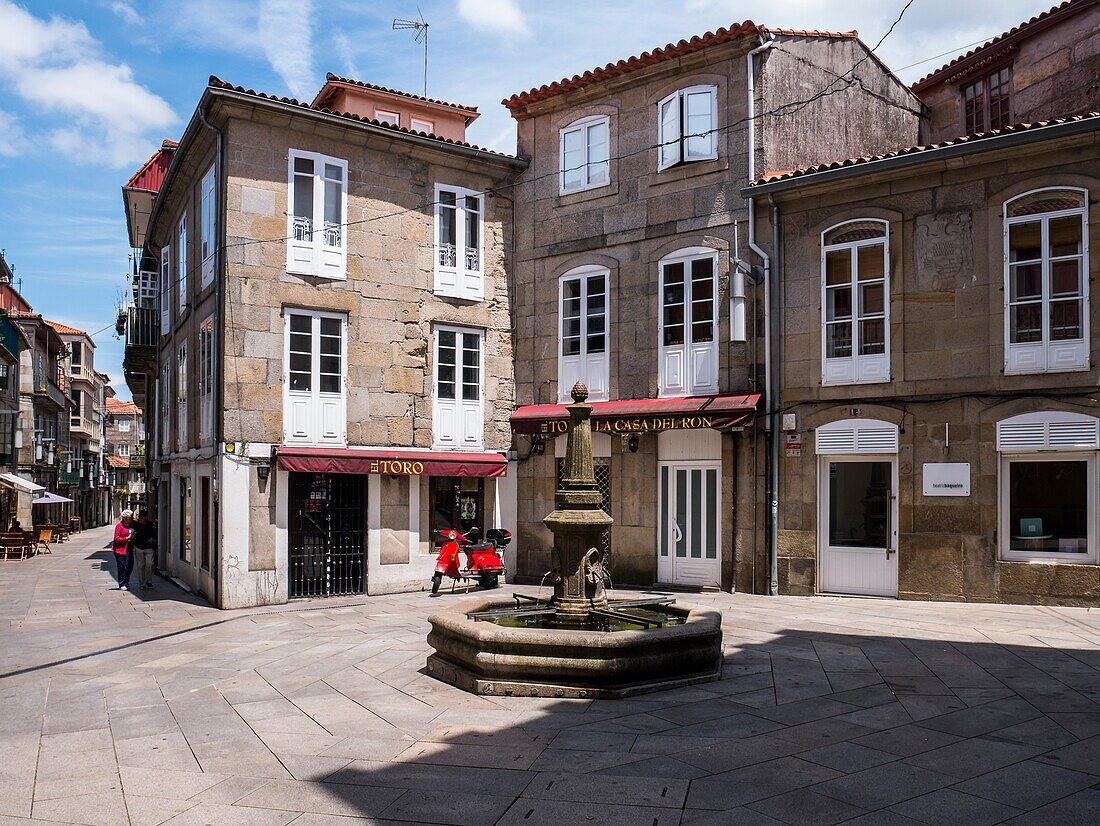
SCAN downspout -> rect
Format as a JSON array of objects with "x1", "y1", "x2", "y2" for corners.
[
  {"x1": 198, "y1": 101, "x2": 224, "y2": 607},
  {"x1": 768, "y1": 195, "x2": 781, "y2": 598},
  {"x1": 745, "y1": 34, "x2": 777, "y2": 595}
]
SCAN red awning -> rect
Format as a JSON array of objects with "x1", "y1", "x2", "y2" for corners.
[
  {"x1": 510, "y1": 393, "x2": 761, "y2": 435},
  {"x1": 275, "y1": 447, "x2": 508, "y2": 477}
]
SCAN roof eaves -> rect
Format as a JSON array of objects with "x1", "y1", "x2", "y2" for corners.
[
  {"x1": 315, "y1": 72, "x2": 479, "y2": 114},
  {"x1": 912, "y1": 0, "x2": 1097, "y2": 91},
  {"x1": 504, "y1": 21, "x2": 763, "y2": 110},
  {"x1": 744, "y1": 112, "x2": 1100, "y2": 193}
]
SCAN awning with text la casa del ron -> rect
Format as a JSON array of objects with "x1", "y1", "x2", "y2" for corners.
[
  {"x1": 274, "y1": 447, "x2": 508, "y2": 478},
  {"x1": 510, "y1": 393, "x2": 762, "y2": 436}
]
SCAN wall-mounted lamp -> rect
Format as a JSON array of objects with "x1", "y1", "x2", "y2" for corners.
[
  {"x1": 628, "y1": 434, "x2": 640, "y2": 454},
  {"x1": 533, "y1": 437, "x2": 546, "y2": 456},
  {"x1": 256, "y1": 462, "x2": 270, "y2": 483}
]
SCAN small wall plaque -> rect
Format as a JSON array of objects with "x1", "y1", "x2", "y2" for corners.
[{"x1": 923, "y1": 462, "x2": 971, "y2": 497}]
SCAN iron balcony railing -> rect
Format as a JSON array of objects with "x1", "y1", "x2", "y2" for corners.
[
  {"x1": 126, "y1": 306, "x2": 158, "y2": 348},
  {"x1": 33, "y1": 373, "x2": 68, "y2": 409}
]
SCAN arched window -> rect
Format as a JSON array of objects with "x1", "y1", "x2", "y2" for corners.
[
  {"x1": 559, "y1": 116, "x2": 610, "y2": 195},
  {"x1": 559, "y1": 265, "x2": 609, "y2": 402},
  {"x1": 658, "y1": 247, "x2": 718, "y2": 397},
  {"x1": 821, "y1": 219, "x2": 890, "y2": 386},
  {"x1": 996, "y1": 411, "x2": 1099, "y2": 564},
  {"x1": 1003, "y1": 187, "x2": 1089, "y2": 374}
]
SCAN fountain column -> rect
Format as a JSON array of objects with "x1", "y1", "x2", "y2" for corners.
[{"x1": 542, "y1": 382, "x2": 613, "y2": 624}]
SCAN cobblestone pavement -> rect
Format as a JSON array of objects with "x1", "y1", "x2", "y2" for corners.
[{"x1": 3, "y1": 526, "x2": 1100, "y2": 825}]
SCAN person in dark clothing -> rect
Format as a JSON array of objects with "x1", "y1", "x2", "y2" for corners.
[{"x1": 131, "y1": 509, "x2": 157, "y2": 589}]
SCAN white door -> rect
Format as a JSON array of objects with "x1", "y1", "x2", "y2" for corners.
[
  {"x1": 658, "y1": 462, "x2": 721, "y2": 587},
  {"x1": 434, "y1": 327, "x2": 483, "y2": 449},
  {"x1": 659, "y1": 251, "x2": 718, "y2": 397},
  {"x1": 819, "y1": 456, "x2": 898, "y2": 596},
  {"x1": 284, "y1": 311, "x2": 346, "y2": 445}
]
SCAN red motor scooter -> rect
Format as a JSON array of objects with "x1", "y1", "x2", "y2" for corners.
[{"x1": 431, "y1": 527, "x2": 510, "y2": 594}]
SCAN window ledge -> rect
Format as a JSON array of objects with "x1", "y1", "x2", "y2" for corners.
[
  {"x1": 998, "y1": 556, "x2": 1099, "y2": 566},
  {"x1": 647, "y1": 157, "x2": 728, "y2": 185},
  {"x1": 555, "y1": 181, "x2": 618, "y2": 208},
  {"x1": 286, "y1": 267, "x2": 348, "y2": 281},
  {"x1": 821, "y1": 378, "x2": 892, "y2": 387}
]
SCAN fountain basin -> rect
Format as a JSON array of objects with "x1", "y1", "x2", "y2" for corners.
[{"x1": 426, "y1": 597, "x2": 723, "y2": 699}]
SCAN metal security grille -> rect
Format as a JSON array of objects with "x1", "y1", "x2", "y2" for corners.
[
  {"x1": 288, "y1": 472, "x2": 367, "y2": 598},
  {"x1": 557, "y1": 458, "x2": 611, "y2": 558}
]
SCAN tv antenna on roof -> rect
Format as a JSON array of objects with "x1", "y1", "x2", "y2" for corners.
[{"x1": 392, "y1": 8, "x2": 429, "y2": 97}]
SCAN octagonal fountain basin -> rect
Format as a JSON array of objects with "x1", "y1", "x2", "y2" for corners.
[{"x1": 426, "y1": 596, "x2": 723, "y2": 699}]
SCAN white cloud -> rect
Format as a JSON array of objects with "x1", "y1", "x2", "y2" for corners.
[
  {"x1": 258, "y1": 0, "x2": 315, "y2": 99},
  {"x1": 0, "y1": 110, "x2": 30, "y2": 156},
  {"x1": 0, "y1": 1, "x2": 177, "y2": 167},
  {"x1": 332, "y1": 32, "x2": 360, "y2": 79},
  {"x1": 107, "y1": 1, "x2": 142, "y2": 26},
  {"x1": 457, "y1": 0, "x2": 529, "y2": 37}
]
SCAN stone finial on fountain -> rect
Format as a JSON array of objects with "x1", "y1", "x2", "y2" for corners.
[{"x1": 571, "y1": 382, "x2": 589, "y2": 403}]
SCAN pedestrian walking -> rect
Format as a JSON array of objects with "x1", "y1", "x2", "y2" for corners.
[
  {"x1": 112, "y1": 509, "x2": 135, "y2": 591},
  {"x1": 131, "y1": 509, "x2": 157, "y2": 590}
]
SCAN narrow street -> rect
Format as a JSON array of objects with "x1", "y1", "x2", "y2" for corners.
[{"x1": 2, "y1": 526, "x2": 1100, "y2": 824}]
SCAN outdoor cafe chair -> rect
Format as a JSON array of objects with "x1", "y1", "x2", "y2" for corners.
[
  {"x1": 35, "y1": 528, "x2": 52, "y2": 555},
  {"x1": 0, "y1": 534, "x2": 33, "y2": 561}
]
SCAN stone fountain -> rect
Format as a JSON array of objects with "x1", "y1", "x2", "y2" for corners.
[{"x1": 426, "y1": 383, "x2": 723, "y2": 699}]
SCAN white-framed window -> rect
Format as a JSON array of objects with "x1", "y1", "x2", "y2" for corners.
[
  {"x1": 410, "y1": 117, "x2": 434, "y2": 134},
  {"x1": 821, "y1": 219, "x2": 890, "y2": 386},
  {"x1": 70, "y1": 390, "x2": 82, "y2": 428},
  {"x1": 117, "y1": 443, "x2": 131, "y2": 458},
  {"x1": 287, "y1": 149, "x2": 348, "y2": 279},
  {"x1": 560, "y1": 115, "x2": 610, "y2": 194},
  {"x1": 433, "y1": 326, "x2": 483, "y2": 449},
  {"x1": 199, "y1": 314, "x2": 214, "y2": 444},
  {"x1": 997, "y1": 411, "x2": 1099, "y2": 564},
  {"x1": 177, "y1": 213, "x2": 188, "y2": 315},
  {"x1": 200, "y1": 165, "x2": 216, "y2": 289},
  {"x1": 119, "y1": 418, "x2": 132, "y2": 433},
  {"x1": 159, "y1": 358, "x2": 170, "y2": 456},
  {"x1": 658, "y1": 247, "x2": 718, "y2": 397},
  {"x1": 69, "y1": 342, "x2": 82, "y2": 376},
  {"x1": 657, "y1": 85, "x2": 718, "y2": 171},
  {"x1": 1004, "y1": 187, "x2": 1089, "y2": 375},
  {"x1": 434, "y1": 183, "x2": 483, "y2": 300},
  {"x1": 176, "y1": 342, "x2": 188, "y2": 451},
  {"x1": 283, "y1": 309, "x2": 346, "y2": 445},
  {"x1": 136, "y1": 269, "x2": 158, "y2": 309},
  {"x1": 375, "y1": 110, "x2": 400, "y2": 127},
  {"x1": 160, "y1": 246, "x2": 170, "y2": 335},
  {"x1": 559, "y1": 266, "x2": 609, "y2": 402}
]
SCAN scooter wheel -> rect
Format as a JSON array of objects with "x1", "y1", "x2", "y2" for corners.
[
  {"x1": 431, "y1": 572, "x2": 442, "y2": 595},
  {"x1": 479, "y1": 573, "x2": 499, "y2": 590}
]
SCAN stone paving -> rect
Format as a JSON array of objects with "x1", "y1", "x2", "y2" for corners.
[{"x1": 3, "y1": 527, "x2": 1100, "y2": 825}]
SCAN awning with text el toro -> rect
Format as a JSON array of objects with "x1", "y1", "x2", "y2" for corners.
[
  {"x1": 275, "y1": 447, "x2": 508, "y2": 477},
  {"x1": 510, "y1": 393, "x2": 761, "y2": 436}
]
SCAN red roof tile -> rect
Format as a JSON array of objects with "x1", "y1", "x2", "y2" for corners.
[
  {"x1": 124, "y1": 140, "x2": 178, "y2": 192},
  {"x1": 315, "y1": 73, "x2": 479, "y2": 115},
  {"x1": 503, "y1": 24, "x2": 861, "y2": 111},
  {"x1": 44, "y1": 319, "x2": 87, "y2": 336},
  {"x1": 751, "y1": 111, "x2": 1100, "y2": 185},
  {"x1": 106, "y1": 398, "x2": 139, "y2": 415},
  {"x1": 106, "y1": 455, "x2": 131, "y2": 469},
  {"x1": 208, "y1": 77, "x2": 517, "y2": 160},
  {"x1": 912, "y1": 0, "x2": 1097, "y2": 92}
]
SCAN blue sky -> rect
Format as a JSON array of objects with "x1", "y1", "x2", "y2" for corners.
[{"x1": 0, "y1": 0, "x2": 1048, "y2": 399}]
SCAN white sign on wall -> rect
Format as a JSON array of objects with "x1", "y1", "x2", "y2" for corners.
[{"x1": 923, "y1": 462, "x2": 971, "y2": 497}]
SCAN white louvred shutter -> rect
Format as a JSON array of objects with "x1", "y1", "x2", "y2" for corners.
[
  {"x1": 160, "y1": 247, "x2": 170, "y2": 334},
  {"x1": 816, "y1": 419, "x2": 898, "y2": 455},
  {"x1": 997, "y1": 412, "x2": 1100, "y2": 452}
]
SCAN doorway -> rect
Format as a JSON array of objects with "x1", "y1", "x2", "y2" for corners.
[
  {"x1": 658, "y1": 462, "x2": 721, "y2": 587},
  {"x1": 818, "y1": 456, "x2": 898, "y2": 596},
  {"x1": 288, "y1": 472, "x2": 367, "y2": 598}
]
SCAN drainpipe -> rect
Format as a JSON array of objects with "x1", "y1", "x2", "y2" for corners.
[
  {"x1": 745, "y1": 35, "x2": 777, "y2": 595},
  {"x1": 767, "y1": 195, "x2": 781, "y2": 598},
  {"x1": 198, "y1": 101, "x2": 224, "y2": 607}
]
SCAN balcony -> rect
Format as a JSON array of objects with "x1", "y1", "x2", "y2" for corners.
[
  {"x1": 58, "y1": 468, "x2": 79, "y2": 486},
  {"x1": 125, "y1": 305, "x2": 158, "y2": 348},
  {"x1": 33, "y1": 373, "x2": 68, "y2": 410},
  {"x1": 123, "y1": 306, "x2": 158, "y2": 408}
]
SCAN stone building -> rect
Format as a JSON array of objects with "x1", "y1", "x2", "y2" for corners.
[
  {"x1": 747, "y1": 107, "x2": 1100, "y2": 603},
  {"x1": 912, "y1": 0, "x2": 1099, "y2": 144},
  {"x1": 48, "y1": 321, "x2": 109, "y2": 528},
  {"x1": 505, "y1": 22, "x2": 920, "y2": 592},
  {"x1": 105, "y1": 398, "x2": 145, "y2": 520},
  {"x1": 125, "y1": 74, "x2": 524, "y2": 606}
]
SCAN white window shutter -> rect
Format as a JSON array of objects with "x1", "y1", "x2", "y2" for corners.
[
  {"x1": 816, "y1": 419, "x2": 899, "y2": 454},
  {"x1": 997, "y1": 412, "x2": 1100, "y2": 451},
  {"x1": 658, "y1": 92, "x2": 681, "y2": 170},
  {"x1": 160, "y1": 247, "x2": 170, "y2": 334}
]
